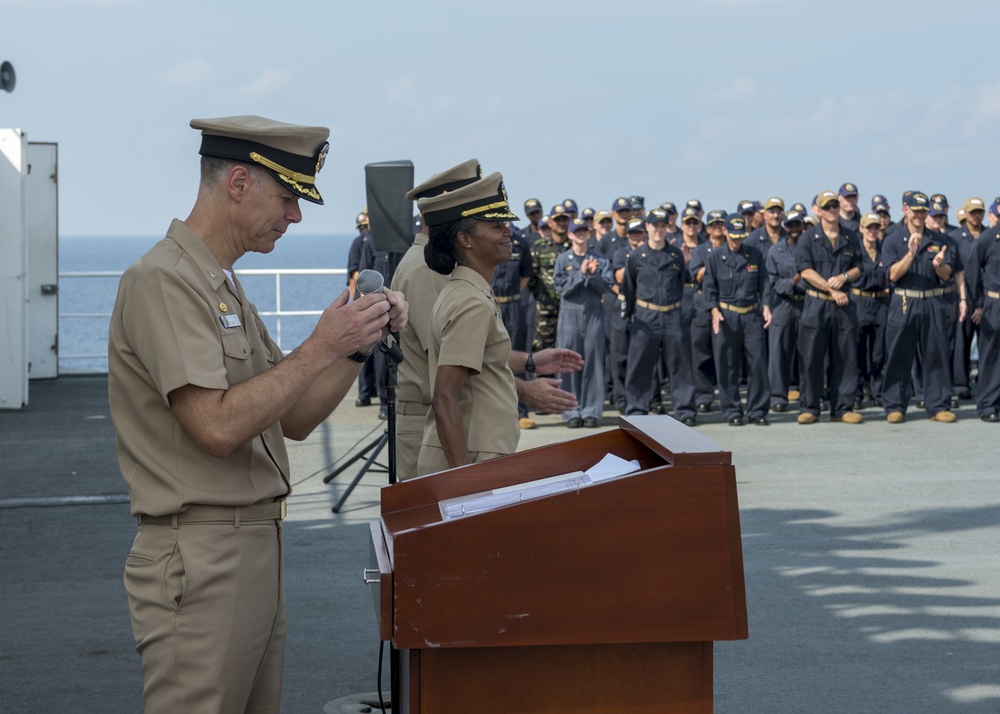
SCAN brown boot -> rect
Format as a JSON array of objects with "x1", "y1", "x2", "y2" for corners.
[
  {"x1": 831, "y1": 412, "x2": 863, "y2": 424},
  {"x1": 929, "y1": 411, "x2": 957, "y2": 423}
]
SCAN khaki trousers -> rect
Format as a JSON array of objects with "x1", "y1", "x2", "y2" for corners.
[
  {"x1": 416, "y1": 445, "x2": 505, "y2": 477},
  {"x1": 394, "y1": 408, "x2": 428, "y2": 482},
  {"x1": 124, "y1": 521, "x2": 285, "y2": 713}
]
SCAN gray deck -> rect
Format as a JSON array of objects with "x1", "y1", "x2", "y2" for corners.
[{"x1": 1, "y1": 377, "x2": 998, "y2": 712}]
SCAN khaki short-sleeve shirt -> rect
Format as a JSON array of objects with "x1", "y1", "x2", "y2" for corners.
[
  {"x1": 108, "y1": 219, "x2": 290, "y2": 517},
  {"x1": 422, "y1": 266, "x2": 519, "y2": 455},
  {"x1": 390, "y1": 234, "x2": 447, "y2": 405}
]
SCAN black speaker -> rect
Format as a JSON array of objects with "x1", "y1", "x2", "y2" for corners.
[
  {"x1": 365, "y1": 160, "x2": 414, "y2": 254},
  {"x1": 1, "y1": 61, "x2": 15, "y2": 93}
]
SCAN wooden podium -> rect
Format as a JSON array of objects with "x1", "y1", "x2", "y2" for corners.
[{"x1": 368, "y1": 415, "x2": 747, "y2": 713}]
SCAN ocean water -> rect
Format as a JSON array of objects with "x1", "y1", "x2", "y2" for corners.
[{"x1": 59, "y1": 232, "x2": 357, "y2": 373}]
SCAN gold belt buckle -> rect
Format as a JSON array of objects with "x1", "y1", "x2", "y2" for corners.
[{"x1": 280, "y1": 500, "x2": 287, "y2": 520}]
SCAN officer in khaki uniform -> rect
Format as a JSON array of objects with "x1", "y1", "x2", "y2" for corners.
[
  {"x1": 108, "y1": 115, "x2": 408, "y2": 713},
  {"x1": 392, "y1": 163, "x2": 582, "y2": 479},
  {"x1": 417, "y1": 173, "x2": 524, "y2": 475},
  {"x1": 391, "y1": 159, "x2": 482, "y2": 480}
]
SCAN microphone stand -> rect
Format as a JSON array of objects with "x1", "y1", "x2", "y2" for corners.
[
  {"x1": 324, "y1": 336, "x2": 403, "y2": 511},
  {"x1": 322, "y1": 255, "x2": 404, "y2": 710}
]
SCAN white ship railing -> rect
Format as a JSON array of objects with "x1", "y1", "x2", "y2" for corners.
[{"x1": 58, "y1": 268, "x2": 347, "y2": 373}]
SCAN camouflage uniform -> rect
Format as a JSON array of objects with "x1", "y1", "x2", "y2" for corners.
[{"x1": 529, "y1": 235, "x2": 570, "y2": 351}]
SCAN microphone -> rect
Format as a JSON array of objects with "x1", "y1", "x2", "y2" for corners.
[
  {"x1": 355, "y1": 269, "x2": 404, "y2": 364},
  {"x1": 356, "y1": 269, "x2": 385, "y2": 297}
]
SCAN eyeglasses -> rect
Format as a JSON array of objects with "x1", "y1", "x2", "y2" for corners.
[
  {"x1": 683, "y1": 219, "x2": 701, "y2": 225},
  {"x1": 821, "y1": 202, "x2": 841, "y2": 211}
]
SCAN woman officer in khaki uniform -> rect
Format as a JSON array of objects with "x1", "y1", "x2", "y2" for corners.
[{"x1": 416, "y1": 173, "x2": 523, "y2": 475}]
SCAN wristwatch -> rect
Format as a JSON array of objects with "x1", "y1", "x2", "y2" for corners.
[
  {"x1": 525, "y1": 352, "x2": 536, "y2": 374},
  {"x1": 347, "y1": 349, "x2": 372, "y2": 363}
]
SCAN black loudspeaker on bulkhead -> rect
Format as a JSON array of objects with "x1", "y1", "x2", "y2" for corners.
[
  {"x1": 365, "y1": 160, "x2": 415, "y2": 254},
  {"x1": 1, "y1": 62, "x2": 15, "y2": 93}
]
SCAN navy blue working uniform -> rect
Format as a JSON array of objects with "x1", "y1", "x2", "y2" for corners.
[
  {"x1": 352, "y1": 231, "x2": 376, "y2": 404},
  {"x1": 689, "y1": 241, "x2": 720, "y2": 410},
  {"x1": 670, "y1": 234, "x2": 703, "y2": 333},
  {"x1": 950, "y1": 224, "x2": 981, "y2": 398},
  {"x1": 491, "y1": 231, "x2": 534, "y2": 419},
  {"x1": 853, "y1": 240, "x2": 889, "y2": 405},
  {"x1": 765, "y1": 237, "x2": 805, "y2": 410},
  {"x1": 598, "y1": 232, "x2": 630, "y2": 411},
  {"x1": 703, "y1": 241, "x2": 771, "y2": 422},
  {"x1": 357, "y1": 234, "x2": 393, "y2": 413},
  {"x1": 553, "y1": 248, "x2": 612, "y2": 422},
  {"x1": 795, "y1": 224, "x2": 863, "y2": 418},
  {"x1": 973, "y1": 225, "x2": 1000, "y2": 419},
  {"x1": 605, "y1": 236, "x2": 637, "y2": 412},
  {"x1": 346, "y1": 232, "x2": 365, "y2": 287},
  {"x1": 881, "y1": 227, "x2": 960, "y2": 417},
  {"x1": 491, "y1": 230, "x2": 533, "y2": 352},
  {"x1": 909, "y1": 230, "x2": 963, "y2": 407},
  {"x1": 746, "y1": 225, "x2": 786, "y2": 259},
  {"x1": 661, "y1": 234, "x2": 702, "y2": 411},
  {"x1": 622, "y1": 241, "x2": 697, "y2": 421}
]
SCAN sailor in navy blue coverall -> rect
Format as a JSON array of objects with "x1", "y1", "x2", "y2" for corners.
[
  {"x1": 765, "y1": 210, "x2": 807, "y2": 412},
  {"x1": 688, "y1": 211, "x2": 727, "y2": 413},
  {"x1": 853, "y1": 213, "x2": 890, "y2": 407},
  {"x1": 622, "y1": 219, "x2": 697, "y2": 425},
  {"x1": 491, "y1": 228, "x2": 534, "y2": 423},
  {"x1": 972, "y1": 223, "x2": 1000, "y2": 421},
  {"x1": 554, "y1": 219, "x2": 613, "y2": 426},
  {"x1": 881, "y1": 192, "x2": 960, "y2": 422},
  {"x1": 703, "y1": 214, "x2": 772, "y2": 425},
  {"x1": 795, "y1": 190, "x2": 864, "y2": 424}
]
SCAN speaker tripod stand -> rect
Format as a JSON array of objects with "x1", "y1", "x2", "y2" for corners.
[{"x1": 323, "y1": 336, "x2": 402, "y2": 513}]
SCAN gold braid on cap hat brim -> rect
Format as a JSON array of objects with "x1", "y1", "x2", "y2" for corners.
[
  {"x1": 276, "y1": 174, "x2": 322, "y2": 202},
  {"x1": 250, "y1": 151, "x2": 317, "y2": 185},
  {"x1": 461, "y1": 200, "x2": 514, "y2": 218}
]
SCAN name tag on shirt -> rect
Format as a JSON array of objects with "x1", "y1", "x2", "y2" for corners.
[{"x1": 220, "y1": 314, "x2": 242, "y2": 329}]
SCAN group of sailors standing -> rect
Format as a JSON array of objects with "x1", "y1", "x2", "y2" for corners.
[{"x1": 350, "y1": 181, "x2": 1000, "y2": 429}]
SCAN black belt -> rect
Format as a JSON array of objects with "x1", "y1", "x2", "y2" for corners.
[
  {"x1": 495, "y1": 294, "x2": 521, "y2": 304},
  {"x1": 139, "y1": 501, "x2": 286, "y2": 526}
]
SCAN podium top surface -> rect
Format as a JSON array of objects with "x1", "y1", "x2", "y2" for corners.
[
  {"x1": 617, "y1": 415, "x2": 730, "y2": 466},
  {"x1": 380, "y1": 415, "x2": 730, "y2": 521}
]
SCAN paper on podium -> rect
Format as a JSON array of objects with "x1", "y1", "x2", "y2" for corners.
[
  {"x1": 585, "y1": 453, "x2": 642, "y2": 482},
  {"x1": 438, "y1": 453, "x2": 641, "y2": 520}
]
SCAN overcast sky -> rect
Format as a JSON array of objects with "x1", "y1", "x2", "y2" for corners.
[{"x1": 3, "y1": 0, "x2": 998, "y2": 237}]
